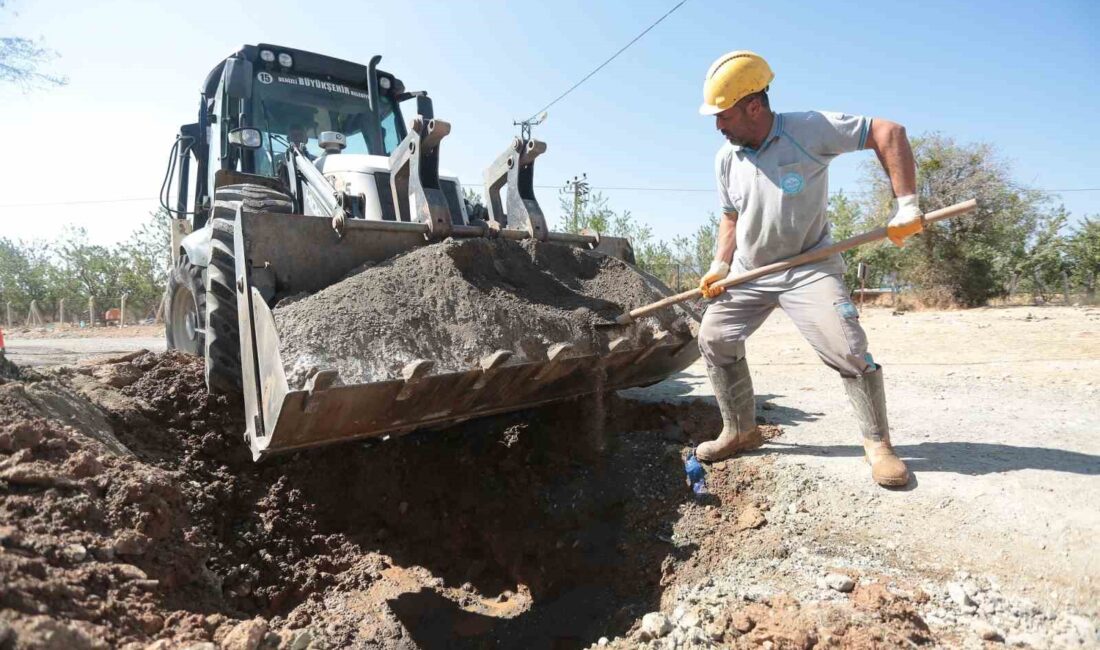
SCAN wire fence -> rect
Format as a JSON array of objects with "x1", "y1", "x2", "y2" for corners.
[{"x1": 2, "y1": 294, "x2": 164, "y2": 331}]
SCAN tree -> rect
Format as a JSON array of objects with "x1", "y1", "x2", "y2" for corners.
[
  {"x1": 53, "y1": 226, "x2": 131, "y2": 316},
  {"x1": 825, "y1": 191, "x2": 889, "y2": 290},
  {"x1": 857, "y1": 134, "x2": 1051, "y2": 306},
  {"x1": 0, "y1": 2, "x2": 67, "y2": 90},
  {"x1": 554, "y1": 189, "x2": 671, "y2": 279},
  {"x1": 462, "y1": 187, "x2": 483, "y2": 209},
  {"x1": 554, "y1": 188, "x2": 721, "y2": 289},
  {"x1": 119, "y1": 209, "x2": 172, "y2": 317},
  {"x1": 1018, "y1": 206, "x2": 1070, "y2": 301},
  {"x1": 0, "y1": 237, "x2": 52, "y2": 317},
  {"x1": 1067, "y1": 216, "x2": 1100, "y2": 302}
]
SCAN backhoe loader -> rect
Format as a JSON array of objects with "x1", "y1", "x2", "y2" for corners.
[{"x1": 163, "y1": 44, "x2": 699, "y2": 459}]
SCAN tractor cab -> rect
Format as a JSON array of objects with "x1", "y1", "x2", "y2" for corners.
[{"x1": 175, "y1": 44, "x2": 417, "y2": 229}]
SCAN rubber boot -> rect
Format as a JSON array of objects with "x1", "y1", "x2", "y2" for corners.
[
  {"x1": 697, "y1": 357, "x2": 763, "y2": 462},
  {"x1": 843, "y1": 366, "x2": 910, "y2": 487}
]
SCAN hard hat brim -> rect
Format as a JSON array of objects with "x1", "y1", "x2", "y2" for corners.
[{"x1": 699, "y1": 102, "x2": 724, "y2": 116}]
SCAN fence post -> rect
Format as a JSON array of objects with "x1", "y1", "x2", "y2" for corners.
[
  {"x1": 58, "y1": 299, "x2": 65, "y2": 327},
  {"x1": 27, "y1": 300, "x2": 44, "y2": 327},
  {"x1": 5, "y1": 302, "x2": 11, "y2": 328},
  {"x1": 120, "y1": 294, "x2": 127, "y2": 328},
  {"x1": 88, "y1": 297, "x2": 95, "y2": 328}
]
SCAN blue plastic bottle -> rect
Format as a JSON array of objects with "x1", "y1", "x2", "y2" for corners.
[{"x1": 684, "y1": 453, "x2": 707, "y2": 496}]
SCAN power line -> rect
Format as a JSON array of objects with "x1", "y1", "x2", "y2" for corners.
[
  {"x1": 0, "y1": 197, "x2": 157, "y2": 208},
  {"x1": 2, "y1": 186, "x2": 1099, "y2": 209},
  {"x1": 535, "y1": 185, "x2": 1100, "y2": 195},
  {"x1": 522, "y1": 0, "x2": 689, "y2": 123},
  {"x1": 1032, "y1": 188, "x2": 1100, "y2": 192}
]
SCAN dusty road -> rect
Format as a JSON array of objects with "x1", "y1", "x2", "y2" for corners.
[
  {"x1": 629, "y1": 305, "x2": 1100, "y2": 621},
  {"x1": 3, "y1": 335, "x2": 166, "y2": 367}
]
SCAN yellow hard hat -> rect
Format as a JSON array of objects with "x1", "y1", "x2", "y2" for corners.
[{"x1": 699, "y1": 51, "x2": 774, "y2": 116}]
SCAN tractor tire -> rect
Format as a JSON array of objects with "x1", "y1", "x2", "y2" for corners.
[
  {"x1": 203, "y1": 184, "x2": 294, "y2": 395},
  {"x1": 165, "y1": 252, "x2": 206, "y2": 357},
  {"x1": 211, "y1": 183, "x2": 294, "y2": 221}
]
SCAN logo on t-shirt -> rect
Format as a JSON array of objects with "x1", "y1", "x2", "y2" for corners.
[{"x1": 780, "y1": 171, "x2": 804, "y2": 195}]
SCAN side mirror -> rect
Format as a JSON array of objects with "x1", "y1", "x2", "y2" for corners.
[
  {"x1": 396, "y1": 91, "x2": 433, "y2": 120},
  {"x1": 224, "y1": 57, "x2": 253, "y2": 99},
  {"x1": 228, "y1": 127, "x2": 262, "y2": 149}
]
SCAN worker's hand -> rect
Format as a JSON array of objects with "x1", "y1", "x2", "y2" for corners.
[
  {"x1": 887, "y1": 194, "x2": 924, "y2": 247},
  {"x1": 699, "y1": 260, "x2": 730, "y2": 299}
]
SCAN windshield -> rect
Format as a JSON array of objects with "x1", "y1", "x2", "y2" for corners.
[{"x1": 249, "y1": 71, "x2": 401, "y2": 176}]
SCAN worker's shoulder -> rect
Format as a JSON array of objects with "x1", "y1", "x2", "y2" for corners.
[
  {"x1": 780, "y1": 110, "x2": 858, "y2": 134},
  {"x1": 779, "y1": 110, "x2": 827, "y2": 130}
]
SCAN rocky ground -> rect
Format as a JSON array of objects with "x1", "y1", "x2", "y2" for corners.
[{"x1": 0, "y1": 305, "x2": 1096, "y2": 649}]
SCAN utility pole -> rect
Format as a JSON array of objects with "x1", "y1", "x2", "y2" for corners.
[{"x1": 563, "y1": 174, "x2": 589, "y2": 230}]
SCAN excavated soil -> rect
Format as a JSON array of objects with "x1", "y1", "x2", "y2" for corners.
[
  {"x1": 0, "y1": 352, "x2": 19, "y2": 382},
  {"x1": 273, "y1": 238, "x2": 698, "y2": 389},
  {"x1": 0, "y1": 351, "x2": 938, "y2": 649}
]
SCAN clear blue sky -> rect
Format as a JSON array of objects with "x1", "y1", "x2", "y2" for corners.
[{"x1": 1, "y1": 0, "x2": 1097, "y2": 246}]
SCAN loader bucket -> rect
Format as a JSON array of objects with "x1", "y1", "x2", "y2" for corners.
[{"x1": 233, "y1": 210, "x2": 699, "y2": 460}]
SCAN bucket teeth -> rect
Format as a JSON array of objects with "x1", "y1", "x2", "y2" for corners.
[
  {"x1": 546, "y1": 342, "x2": 574, "y2": 362},
  {"x1": 533, "y1": 342, "x2": 577, "y2": 383},
  {"x1": 397, "y1": 359, "x2": 434, "y2": 401},
  {"x1": 474, "y1": 350, "x2": 513, "y2": 390},
  {"x1": 608, "y1": 337, "x2": 631, "y2": 353},
  {"x1": 305, "y1": 369, "x2": 340, "y2": 393},
  {"x1": 402, "y1": 359, "x2": 434, "y2": 381},
  {"x1": 480, "y1": 350, "x2": 513, "y2": 371},
  {"x1": 303, "y1": 370, "x2": 340, "y2": 413}
]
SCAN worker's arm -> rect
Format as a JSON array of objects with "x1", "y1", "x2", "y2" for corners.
[
  {"x1": 700, "y1": 211, "x2": 737, "y2": 299},
  {"x1": 864, "y1": 119, "x2": 922, "y2": 246}
]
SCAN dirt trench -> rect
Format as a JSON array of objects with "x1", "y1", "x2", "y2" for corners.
[
  {"x1": 0, "y1": 351, "x2": 728, "y2": 648},
  {"x1": 0, "y1": 351, "x2": 942, "y2": 649}
]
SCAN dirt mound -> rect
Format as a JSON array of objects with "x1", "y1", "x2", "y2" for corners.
[
  {"x1": 274, "y1": 237, "x2": 698, "y2": 388},
  {"x1": 0, "y1": 351, "x2": 947, "y2": 649},
  {"x1": 0, "y1": 352, "x2": 723, "y2": 648},
  {"x1": 0, "y1": 351, "x2": 19, "y2": 382}
]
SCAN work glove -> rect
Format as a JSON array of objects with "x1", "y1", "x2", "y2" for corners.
[
  {"x1": 886, "y1": 194, "x2": 924, "y2": 247},
  {"x1": 699, "y1": 260, "x2": 730, "y2": 299}
]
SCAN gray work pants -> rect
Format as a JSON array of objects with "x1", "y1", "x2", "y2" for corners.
[{"x1": 697, "y1": 274, "x2": 873, "y2": 378}]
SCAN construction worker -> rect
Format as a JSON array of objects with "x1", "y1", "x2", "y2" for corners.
[{"x1": 695, "y1": 51, "x2": 923, "y2": 487}]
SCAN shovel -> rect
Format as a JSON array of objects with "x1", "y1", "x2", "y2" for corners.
[{"x1": 611, "y1": 198, "x2": 978, "y2": 326}]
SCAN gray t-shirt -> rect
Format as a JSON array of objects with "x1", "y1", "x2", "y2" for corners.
[{"x1": 715, "y1": 110, "x2": 872, "y2": 290}]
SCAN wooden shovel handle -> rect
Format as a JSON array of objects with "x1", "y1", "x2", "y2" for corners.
[{"x1": 622, "y1": 198, "x2": 978, "y2": 323}]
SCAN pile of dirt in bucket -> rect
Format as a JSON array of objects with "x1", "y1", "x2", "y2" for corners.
[
  {"x1": 273, "y1": 237, "x2": 699, "y2": 389},
  {"x1": 0, "y1": 351, "x2": 939, "y2": 649}
]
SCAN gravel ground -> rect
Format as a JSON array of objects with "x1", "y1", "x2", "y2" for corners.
[
  {"x1": 3, "y1": 336, "x2": 166, "y2": 367},
  {"x1": 607, "y1": 304, "x2": 1100, "y2": 648}
]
